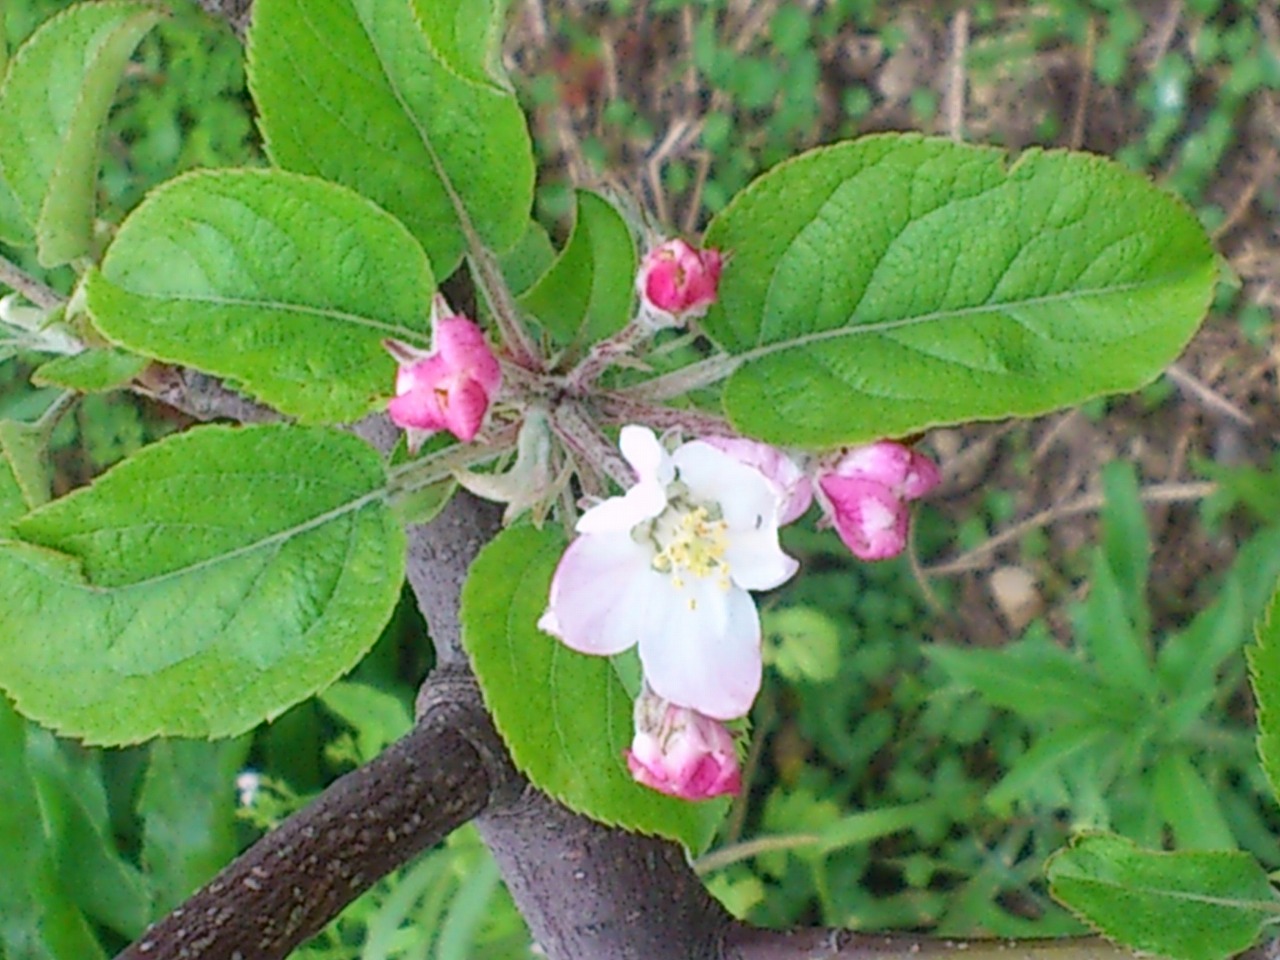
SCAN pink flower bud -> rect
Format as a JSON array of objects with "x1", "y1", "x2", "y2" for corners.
[
  {"x1": 384, "y1": 313, "x2": 501, "y2": 446},
  {"x1": 815, "y1": 441, "x2": 941, "y2": 561},
  {"x1": 701, "y1": 435, "x2": 813, "y2": 525},
  {"x1": 625, "y1": 688, "x2": 741, "y2": 801},
  {"x1": 636, "y1": 239, "x2": 723, "y2": 328}
]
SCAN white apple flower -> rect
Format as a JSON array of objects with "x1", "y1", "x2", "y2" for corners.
[{"x1": 538, "y1": 425, "x2": 798, "y2": 720}]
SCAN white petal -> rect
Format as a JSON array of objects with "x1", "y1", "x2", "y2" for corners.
[
  {"x1": 638, "y1": 583, "x2": 762, "y2": 720},
  {"x1": 576, "y1": 427, "x2": 674, "y2": 534},
  {"x1": 576, "y1": 479, "x2": 668, "y2": 534},
  {"x1": 674, "y1": 441, "x2": 778, "y2": 532},
  {"x1": 620, "y1": 425, "x2": 675, "y2": 486},
  {"x1": 673, "y1": 440, "x2": 798, "y2": 591},
  {"x1": 542, "y1": 534, "x2": 659, "y2": 655},
  {"x1": 725, "y1": 525, "x2": 799, "y2": 591}
]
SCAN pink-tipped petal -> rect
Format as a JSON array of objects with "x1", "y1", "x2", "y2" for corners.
[
  {"x1": 637, "y1": 239, "x2": 724, "y2": 322},
  {"x1": 387, "y1": 375, "x2": 447, "y2": 431},
  {"x1": 435, "y1": 316, "x2": 502, "y2": 394},
  {"x1": 902, "y1": 449, "x2": 942, "y2": 500},
  {"x1": 674, "y1": 442, "x2": 799, "y2": 591},
  {"x1": 540, "y1": 534, "x2": 659, "y2": 656},
  {"x1": 625, "y1": 692, "x2": 741, "y2": 800},
  {"x1": 819, "y1": 475, "x2": 910, "y2": 561},
  {"x1": 386, "y1": 315, "x2": 501, "y2": 444},
  {"x1": 830, "y1": 441, "x2": 913, "y2": 487},
  {"x1": 700, "y1": 435, "x2": 813, "y2": 525},
  {"x1": 439, "y1": 376, "x2": 491, "y2": 442}
]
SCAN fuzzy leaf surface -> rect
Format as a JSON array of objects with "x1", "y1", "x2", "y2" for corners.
[
  {"x1": 33, "y1": 349, "x2": 149, "y2": 393},
  {"x1": 460, "y1": 524, "x2": 727, "y2": 851},
  {"x1": 0, "y1": 2, "x2": 159, "y2": 264},
  {"x1": 86, "y1": 169, "x2": 434, "y2": 424},
  {"x1": 247, "y1": 0, "x2": 533, "y2": 276},
  {"x1": 0, "y1": 424, "x2": 404, "y2": 744},
  {"x1": 0, "y1": 418, "x2": 52, "y2": 533},
  {"x1": 1047, "y1": 832, "x2": 1279, "y2": 960},
  {"x1": 518, "y1": 190, "x2": 636, "y2": 346},
  {"x1": 701, "y1": 134, "x2": 1216, "y2": 446}
]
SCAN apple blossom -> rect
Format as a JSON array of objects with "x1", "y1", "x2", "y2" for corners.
[
  {"x1": 814, "y1": 441, "x2": 941, "y2": 561},
  {"x1": 538, "y1": 425, "x2": 798, "y2": 720},
  {"x1": 625, "y1": 687, "x2": 741, "y2": 800},
  {"x1": 384, "y1": 309, "x2": 501, "y2": 448},
  {"x1": 636, "y1": 239, "x2": 723, "y2": 328},
  {"x1": 702, "y1": 435, "x2": 813, "y2": 525}
]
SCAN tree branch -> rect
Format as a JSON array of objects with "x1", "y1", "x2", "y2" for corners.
[
  {"x1": 723, "y1": 929, "x2": 1144, "y2": 960},
  {"x1": 0, "y1": 253, "x2": 63, "y2": 310},
  {"x1": 477, "y1": 787, "x2": 733, "y2": 959},
  {"x1": 132, "y1": 364, "x2": 283, "y2": 424},
  {"x1": 115, "y1": 684, "x2": 496, "y2": 960}
]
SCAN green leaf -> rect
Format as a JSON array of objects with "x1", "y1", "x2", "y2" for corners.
[
  {"x1": 762, "y1": 605, "x2": 840, "y2": 683},
  {"x1": 24, "y1": 728, "x2": 152, "y2": 937},
  {"x1": 1152, "y1": 752, "x2": 1236, "y2": 851},
  {"x1": 1100, "y1": 461, "x2": 1151, "y2": 633},
  {"x1": 518, "y1": 190, "x2": 637, "y2": 347},
  {"x1": 1075, "y1": 547, "x2": 1156, "y2": 699},
  {"x1": 319, "y1": 680, "x2": 413, "y2": 763},
  {"x1": 701, "y1": 134, "x2": 1216, "y2": 446},
  {"x1": 498, "y1": 220, "x2": 556, "y2": 297},
  {"x1": 435, "y1": 855, "x2": 503, "y2": 960},
  {"x1": 1248, "y1": 584, "x2": 1280, "y2": 806},
  {"x1": 0, "y1": 444, "x2": 26, "y2": 534},
  {"x1": 86, "y1": 169, "x2": 435, "y2": 424},
  {"x1": 0, "y1": 423, "x2": 405, "y2": 744},
  {"x1": 460, "y1": 524, "x2": 726, "y2": 851},
  {"x1": 246, "y1": 0, "x2": 534, "y2": 276},
  {"x1": 985, "y1": 722, "x2": 1109, "y2": 815},
  {"x1": 1047, "y1": 832, "x2": 1280, "y2": 960},
  {"x1": 391, "y1": 478, "x2": 458, "y2": 527},
  {"x1": 139, "y1": 737, "x2": 251, "y2": 914},
  {"x1": 0, "y1": 166, "x2": 33, "y2": 248},
  {"x1": 0, "y1": 698, "x2": 107, "y2": 960},
  {"x1": 33, "y1": 348, "x2": 150, "y2": 393},
  {"x1": 1159, "y1": 575, "x2": 1245, "y2": 737},
  {"x1": 0, "y1": 418, "x2": 53, "y2": 531},
  {"x1": 926, "y1": 635, "x2": 1142, "y2": 725},
  {"x1": 0, "y1": 2, "x2": 160, "y2": 265}
]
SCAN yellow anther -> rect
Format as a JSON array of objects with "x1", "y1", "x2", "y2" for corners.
[{"x1": 651, "y1": 506, "x2": 731, "y2": 587}]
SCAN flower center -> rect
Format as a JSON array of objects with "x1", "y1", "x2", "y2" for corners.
[{"x1": 650, "y1": 505, "x2": 731, "y2": 591}]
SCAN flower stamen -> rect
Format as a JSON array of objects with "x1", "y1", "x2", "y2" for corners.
[{"x1": 651, "y1": 506, "x2": 731, "y2": 591}]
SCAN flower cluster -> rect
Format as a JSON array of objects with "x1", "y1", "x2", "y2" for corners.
[
  {"x1": 538, "y1": 425, "x2": 799, "y2": 722},
  {"x1": 383, "y1": 236, "x2": 943, "y2": 803},
  {"x1": 539, "y1": 425, "x2": 940, "y2": 800}
]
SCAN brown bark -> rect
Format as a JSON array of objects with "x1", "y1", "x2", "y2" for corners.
[
  {"x1": 476, "y1": 787, "x2": 731, "y2": 959},
  {"x1": 114, "y1": 689, "x2": 495, "y2": 960}
]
